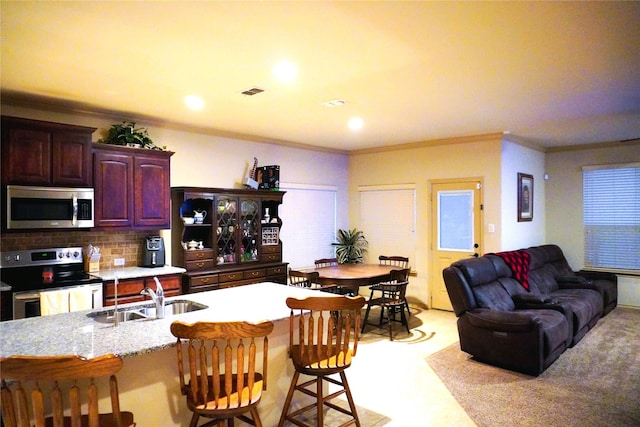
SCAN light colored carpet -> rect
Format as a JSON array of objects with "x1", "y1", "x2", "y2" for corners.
[{"x1": 427, "y1": 307, "x2": 640, "y2": 427}]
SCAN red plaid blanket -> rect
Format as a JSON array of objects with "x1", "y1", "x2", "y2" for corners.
[{"x1": 493, "y1": 250, "x2": 531, "y2": 291}]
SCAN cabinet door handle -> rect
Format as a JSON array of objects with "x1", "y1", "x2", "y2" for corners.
[
  {"x1": 196, "y1": 253, "x2": 205, "y2": 259},
  {"x1": 196, "y1": 262, "x2": 205, "y2": 268}
]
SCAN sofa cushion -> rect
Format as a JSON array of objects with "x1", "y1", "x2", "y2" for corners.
[
  {"x1": 548, "y1": 289, "x2": 602, "y2": 332},
  {"x1": 527, "y1": 247, "x2": 561, "y2": 294},
  {"x1": 455, "y1": 257, "x2": 515, "y2": 311},
  {"x1": 539, "y1": 244, "x2": 575, "y2": 276},
  {"x1": 491, "y1": 250, "x2": 531, "y2": 290}
]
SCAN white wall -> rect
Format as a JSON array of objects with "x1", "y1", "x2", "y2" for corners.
[
  {"x1": 1, "y1": 104, "x2": 350, "y2": 266},
  {"x1": 349, "y1": 137, "x2": 503, "y2": 307},
  {"x1": 545, "y1": 143, "x2": 640, "y2": 269},
  {"x1": 500, "y1": 140, "x2": 546, "y2": 250}
]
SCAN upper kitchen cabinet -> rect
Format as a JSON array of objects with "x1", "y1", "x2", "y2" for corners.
[
  {"x1": 1, "y1": 116, "x2": 95, "y2": 187},
  {"x1": 93, "y1": 144, "x2": 173, "y2": 229}
]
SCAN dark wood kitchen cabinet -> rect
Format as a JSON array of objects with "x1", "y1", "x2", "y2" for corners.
[
  {"x1": 171, "y1": 187, "x2": 287, "y2": 293},
  {"x1": 1, "y1": 116, "x2": 95, "y2": 187},
  {"x1": 93, "y1": 144, "x2": 173, "y2": 229},
  {"x1": 103, "y1": 273, "x2": 181, "y2": 306}
]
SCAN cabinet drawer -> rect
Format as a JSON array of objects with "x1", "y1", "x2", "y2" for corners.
[
  {"x1": 261, "y1": 245, "x2": 281, "y2": 254},
  {"x1": 185, "y1": 249, "x2": 214, "y2": 261},
  {"x1": 190, "y1": 274, "x2": 219, "y2": 287},
  {"x1": 266, "y1": 266, "x2": 286, "y2": 277},
  {"x1": 186, "y1": 259, "x2": 215, "y2": 271},
  {"x1": 219, "y1": 271, "x2": 243, "y2": 283},
  {"x1": 260, "y1": 253, "x2": 281, "y2": 262},
  {"x1": 155, "y1": 275, "x2": 181, "y2": 291},
  {"x1": 243, "y1": 268, "x2": 266, "y2": 280},
  {"x1": 105, "y1": 294, "x2": 144, "y2": 306},
  {"x1": 104, "y1": 278, "x2": 144, "y2": 298}
]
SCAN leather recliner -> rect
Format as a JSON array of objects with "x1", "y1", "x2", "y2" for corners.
[{"x1": 443, "y1": 257, "x2": 570, "y2": 376}]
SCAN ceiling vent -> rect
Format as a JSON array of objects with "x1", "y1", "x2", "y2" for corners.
[
  {"x1": 321, "y1": 99, "x2": 346, "y2": 107},
  {"x1": 241, "y1": 86, "x2": 265, "y2": 96}
]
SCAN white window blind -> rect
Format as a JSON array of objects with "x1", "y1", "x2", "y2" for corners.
[
  {"x1": 279, "y1": 184, "x2": 337, "y2": 269},
  {"x1": 583, "y1": 164, "x2": 640, "y2": 272},
  {"x1": 359, "y1": 186, "x2": 416, "y2": 267}
]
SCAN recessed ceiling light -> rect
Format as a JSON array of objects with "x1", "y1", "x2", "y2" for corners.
[
  {"x1": 348, "y1": 117, "x2": 364, "y2": 131},
  {"x1": 272, "y1": 60, "x2": 298, "y2": 83},
  {"x1": 184, "y1": 95, "x2": 205, "y2": 110},
  {"x1": 321, "y1": 99, "x2": 346, "y2": 108}
]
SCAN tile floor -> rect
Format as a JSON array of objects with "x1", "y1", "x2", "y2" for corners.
[{"x1": 295, "y1": 305, "x2": 476, "y2": 426}]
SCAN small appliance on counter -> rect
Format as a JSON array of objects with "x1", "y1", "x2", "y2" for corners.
[{"x1": 140, "y1": 235, "x2": 165, "y2": 268}]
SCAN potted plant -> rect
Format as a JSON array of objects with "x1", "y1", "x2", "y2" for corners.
[
  {"x1": 100, "y1": 121, "x2": 166, "y2": 150},
  {"x1": 332, "y1": 228, "x2": 368, "y2": 264}
]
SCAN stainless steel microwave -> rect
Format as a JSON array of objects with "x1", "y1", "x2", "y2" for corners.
[{"x1": 6, "y1": 185, "x2": 94, "y2": 229}]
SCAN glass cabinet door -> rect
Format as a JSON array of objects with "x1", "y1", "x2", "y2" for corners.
[
  {"x1": 240, "y1": 199, "x2": 259, "y2": 262},
  {"x1": 215, "y1": 196, "x2": 237, "y2": 264}
]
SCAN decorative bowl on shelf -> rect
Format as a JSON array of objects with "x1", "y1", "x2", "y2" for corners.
[{"x1": 183, "y1": 217, "x2": 195, "y2": 224}]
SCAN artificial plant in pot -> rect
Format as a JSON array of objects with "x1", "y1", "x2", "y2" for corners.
[
  {"x1": 100, "y1": 121, "x2": 166, "y2": 150},
  {"x1": 332, "y1": 228, "x2": 368, "y2": 264}
]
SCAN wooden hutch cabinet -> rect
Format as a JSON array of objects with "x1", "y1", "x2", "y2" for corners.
[
  {"x1": 1, "y1": 116, "x2": 95, "y2": 187},
  {"x1": 93, "y1": 144, "x2": 173, "y2": 229},
  {"x1": 171, "y1": 187, "x2": 287, "y2": 293}
]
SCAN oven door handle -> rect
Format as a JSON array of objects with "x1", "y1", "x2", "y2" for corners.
[{"x1": 14, "y1": 292, "x2": 41, "y2": 301}]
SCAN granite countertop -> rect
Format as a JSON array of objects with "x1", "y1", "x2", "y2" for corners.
[
  {"x1": 0, "y1": 282, "x2": 323, "y2": 359},
  {"x1": 96, "y1": 265, "x2": 186, "y2": 281}
]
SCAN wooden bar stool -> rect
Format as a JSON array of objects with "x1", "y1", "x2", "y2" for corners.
[
  {"x1": 278, "y1": 294, "x2": 366, "y2": 427},
  {"x1": 170, "y1": 320, "x2": 274, "y2": 427},
  {"x1": 0, "y1": 353, "x2": 135, "y2": 427}
]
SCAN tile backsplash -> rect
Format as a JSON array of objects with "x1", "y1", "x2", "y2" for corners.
[{"x1": 0, "y1": 230, "x2": 158, "y2": 269}]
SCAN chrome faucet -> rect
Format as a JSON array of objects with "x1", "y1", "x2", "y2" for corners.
[
  {"x1": 114, "y1": 276, "x2": 119, "y2": 326},
  {"x1": 141, "y1": 277, "x2": 165, "y2": 319}
]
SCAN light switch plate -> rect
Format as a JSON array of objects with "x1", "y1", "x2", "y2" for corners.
[{"x1": 114, "y1": 258, "x2": 125, "y2": 266}]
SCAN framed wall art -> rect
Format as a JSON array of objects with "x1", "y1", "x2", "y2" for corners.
[{"x1": 518, "y1": 173, "x2": 533, "y2": 222}]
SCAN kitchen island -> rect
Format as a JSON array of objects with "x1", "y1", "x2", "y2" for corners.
[{"x1": 0, "y1": 282, "x2": 329, "y2": 426}]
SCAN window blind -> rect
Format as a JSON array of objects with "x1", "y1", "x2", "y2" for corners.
[
  {"x1": 583, "y1": 164, "x2": 640, "y2": 272},
  {"x1": 359, "y1": 186, "x2": 416, "y2": 267},
  {"x1": 279, "y1": 184, "x2": 337, "y2": 269}
]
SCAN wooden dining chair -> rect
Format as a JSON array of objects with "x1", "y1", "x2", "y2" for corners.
[
  {"x1": 289, "y1": 270, "x2": 322, "y2": 288},
  {"x1": 170, "y1": 320, "x2": 274, "y2": 427},
  {"x1": 362, "y1": 269, "x2": 412, "y2": 340},
  {"x1": 313, "y1": 258, "x2": 338, "y2": 268},
  {"x1": 289, "y1": 269, "x2": 344, "y2": 294},
  {"x1": 278, "y1": 294, "x2": 366, "y2": 427},
  {"x1": 378, "y1": 255, "x2": 409, "y2": 269},
  {"x1": 0, "y1": 354, "x2": 135, "y2": 427}
]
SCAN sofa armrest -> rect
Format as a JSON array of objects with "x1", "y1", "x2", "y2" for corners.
[
  {"x1": 512, "y1": 293, "x2": 553, "y2": 305},
  {"x1": 576, "y1": 270, "x2": 618, "y2": 284},
  {"x1": 558, "y1": 280, "x2": 598, "y2": 291},
  {"x1": 465, "y1": 309, "x2": 541, "y2": 333}
]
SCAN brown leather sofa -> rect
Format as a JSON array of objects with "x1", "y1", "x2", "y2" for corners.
[{"x1": 442, "y1": 245, "x2": 617, "y2": 376}]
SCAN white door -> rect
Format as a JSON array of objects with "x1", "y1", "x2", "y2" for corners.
[{"x1": 430, "y1": 180, "x2": 483, "y2": 311}]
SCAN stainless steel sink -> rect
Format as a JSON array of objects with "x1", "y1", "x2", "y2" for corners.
[
  {"x1": 88, "y1": 299, "x2": 208, "y2": 324},
  {"x1": 136, "y1": 300, "x2": 209, "y2": 318}
]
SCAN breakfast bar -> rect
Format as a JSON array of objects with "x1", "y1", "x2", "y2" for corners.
[{"x1": 0, "y1": 282, "x2": 328, "y2": 426}]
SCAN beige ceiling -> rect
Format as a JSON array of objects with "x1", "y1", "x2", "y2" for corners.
[{"x1": 2, "y1": 1, "x2": 639, "y2": 152}]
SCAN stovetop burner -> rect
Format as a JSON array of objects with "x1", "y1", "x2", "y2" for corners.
[{"x1": 0, "y1": 247, "x2": 102, "y2": 292}]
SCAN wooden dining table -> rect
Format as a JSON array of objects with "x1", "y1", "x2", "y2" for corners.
[{"x1": 301, "y1": 263, "x2": 399, "y2": 295}]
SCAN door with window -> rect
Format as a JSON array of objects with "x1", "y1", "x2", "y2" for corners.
[{"x1": 430, "y1": 180, "x2": 483, "y2": 311}]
